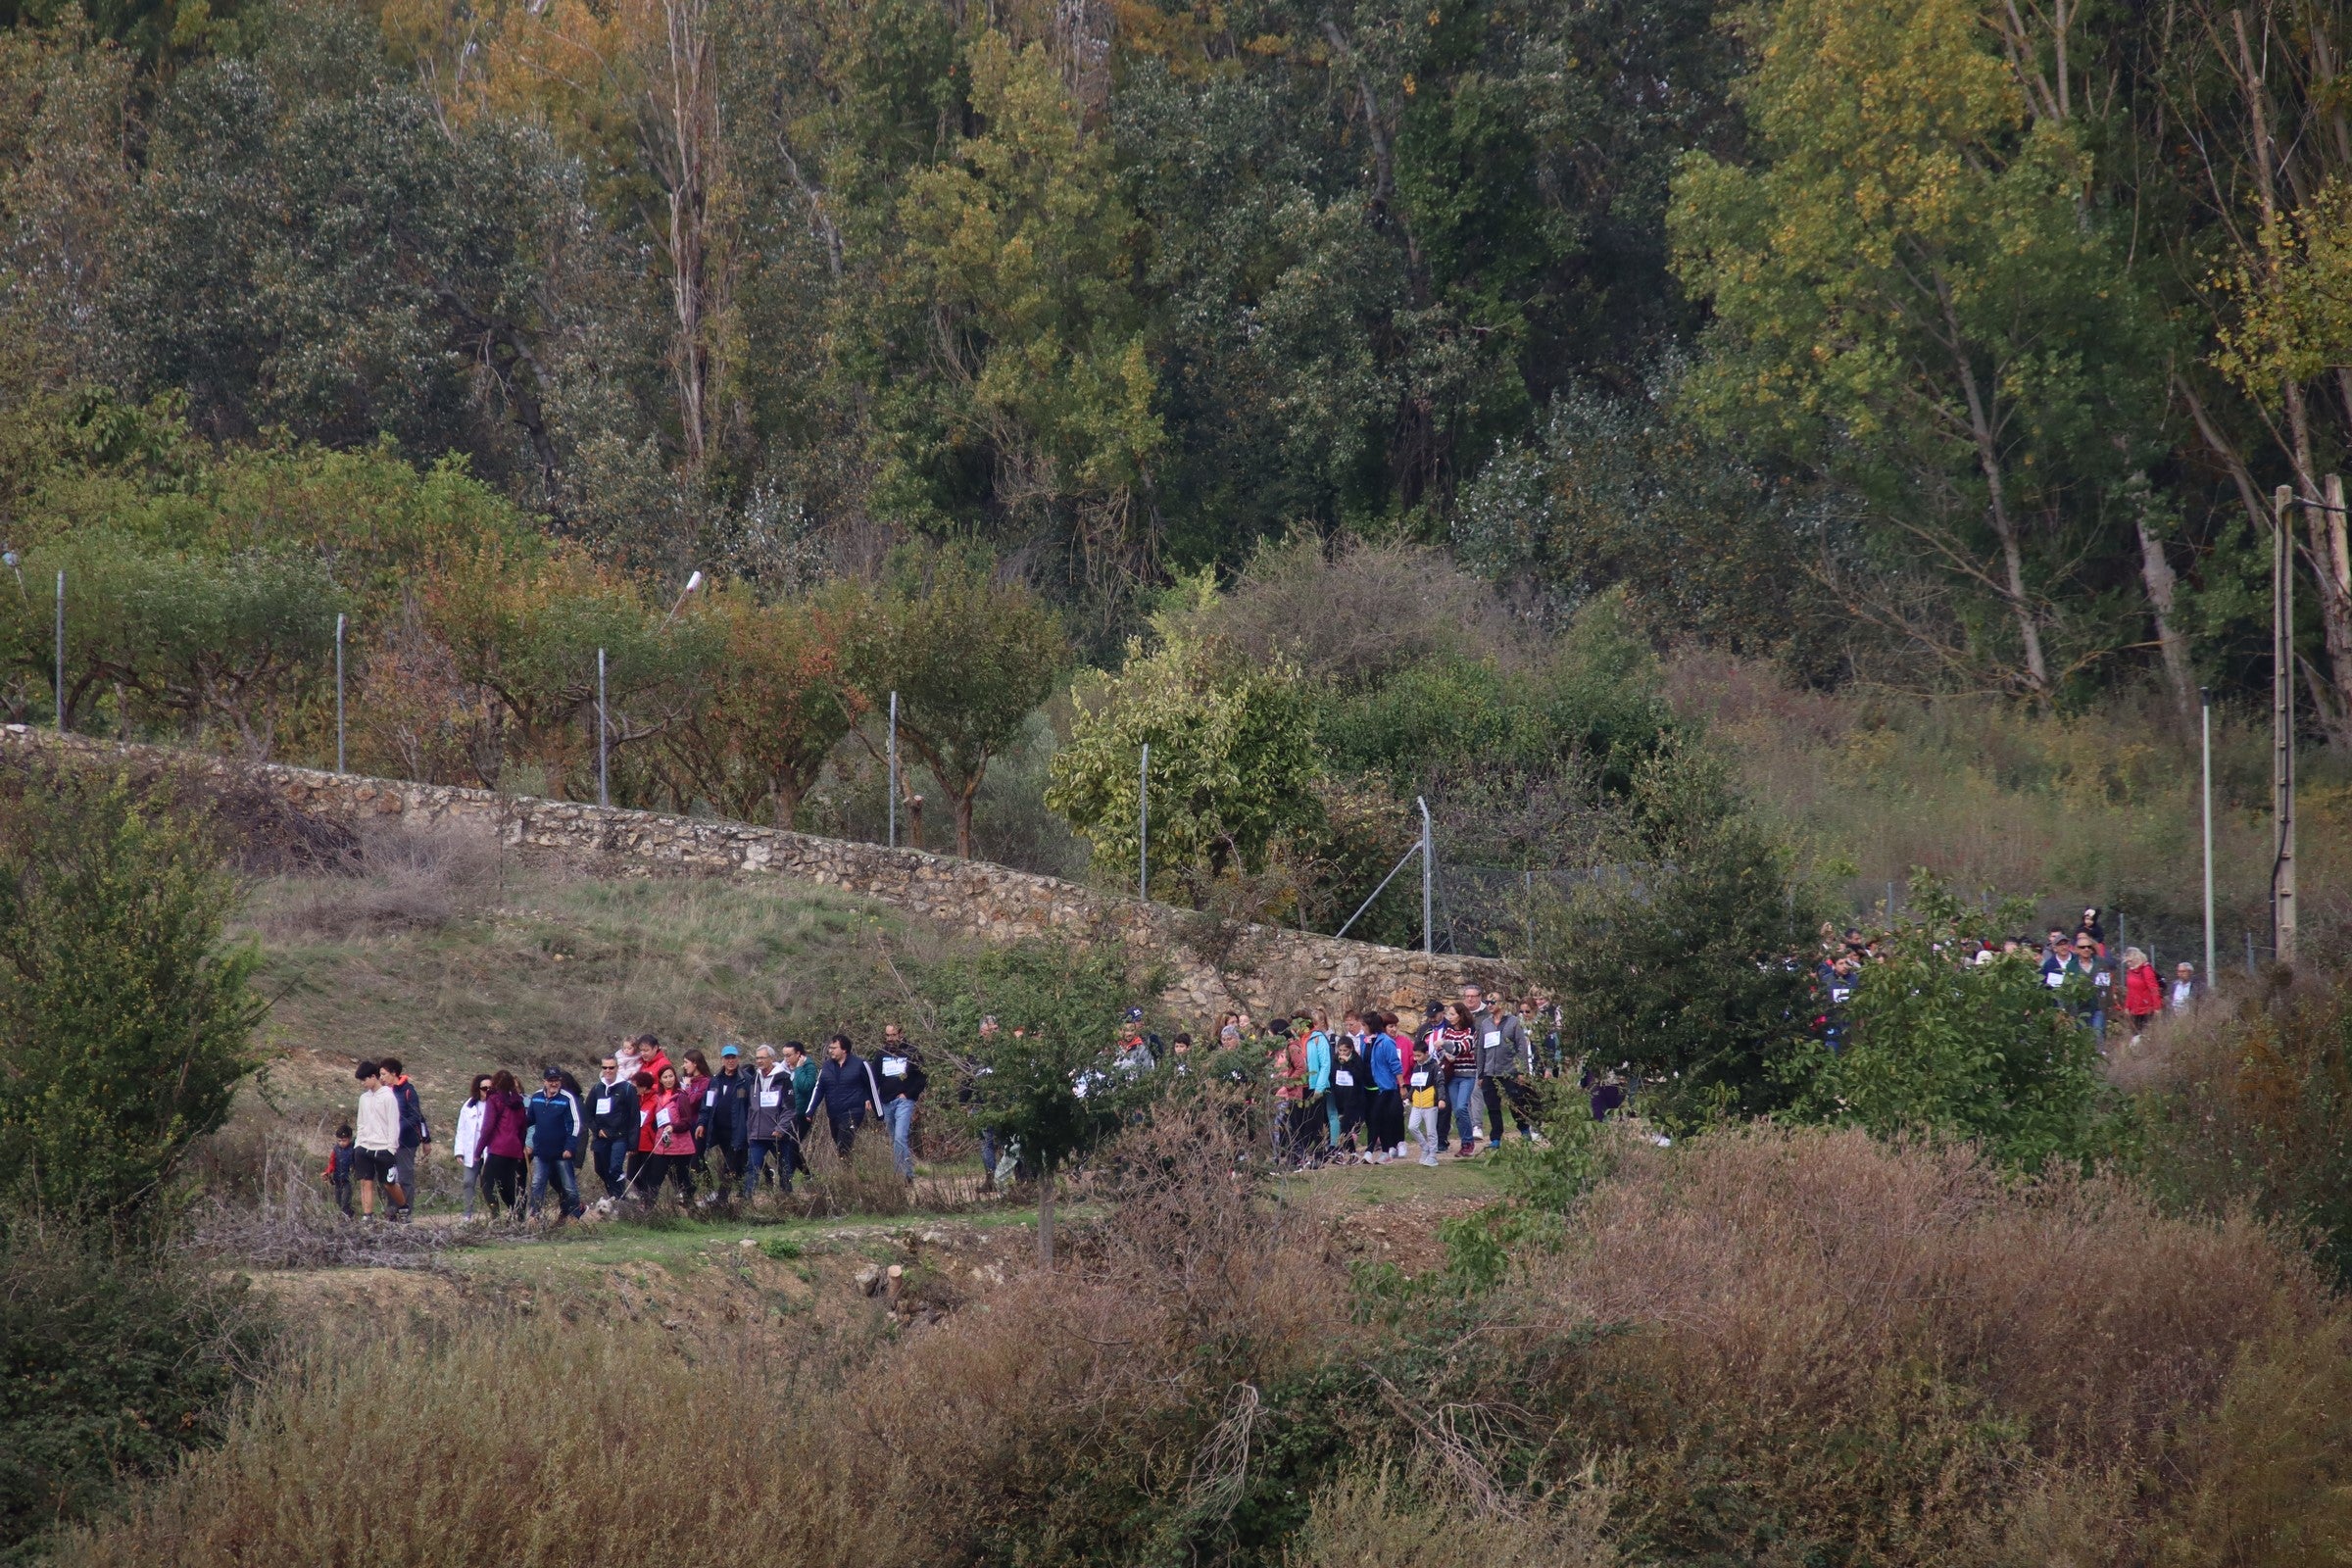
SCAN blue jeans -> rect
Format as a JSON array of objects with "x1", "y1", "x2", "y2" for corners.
[
  {"x1": 978, "y1": 1126, "x2": 1001, "y2": 1182},
  {"x1": 1446, "y1": 1077, "x2": 1480, "y2": 1148},
  {"x1": 528, "y1": 1152, "x2": 580, "y2": 1217},
  {"x1": 743, "y1": 1138, "x2": 794, "y2": 1197},
  {"x1": 880, "y1": 1096, "x2": 917, "y2": 1180}
]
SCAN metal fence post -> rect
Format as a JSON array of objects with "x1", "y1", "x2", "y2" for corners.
[
  {"x1": 1138, "y1": 741, "x2": 1149, "y2": 901},
  {"x1": 2201, "y1": 687, "x2": 2215, "y2": 988},
  {"x1": 597, "y1": 648, "x2": 609, "y2": 808},
  {"x1": 335, "y1": 612, "x2": 347, "y2": 773},
  {"x1": 887, "y1": 691, "x2": 899, "y2": 849},
  {"x1": 53, "y1": 570, "x2": 65, "y2": 732},
  {"x1": 1418, "y1": 796, "x2": 1434, "y2": 956}
]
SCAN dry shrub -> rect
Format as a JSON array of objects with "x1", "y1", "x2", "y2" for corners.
[
  {"x1": 791, "y1": 1123, "x2": 914, "y2": 1217},
  {"x1": 2156, "y1": 1320, "x2": 2352, "y2": 1566},
  {"x1": 1095, "y1": 1086, "x2": 1345, "y2": 1370},
  {"x1": 248, "y1": 817, "x2": 504, "y2": 939},
  {"x1": 1546, "y1": 1125, "x2": 2320, "y2": 1457},
  {"x1": 49, "y1": 1314, "x2": 906, "y2": 1568},
  {"x1": 1285, "y1": 1463, "x2": 1618, "y2": 1568}
]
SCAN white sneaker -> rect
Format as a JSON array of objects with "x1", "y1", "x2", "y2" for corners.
[{"x1": 1420, "y1": 1155, "x2": 1439, "y2": 1167}]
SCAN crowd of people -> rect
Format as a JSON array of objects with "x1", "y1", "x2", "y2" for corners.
[
  {"x1": 321, "y1": 984, "x2": 1586, "y2": 1222},
  {"x1": 1810, "y1": 905, "x2": 2205, "y2": 1052}
]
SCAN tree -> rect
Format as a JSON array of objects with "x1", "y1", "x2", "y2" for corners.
[
  {"x1": 657, "y1": 581, "x2": 859, "y2": 825},
  {"x1": 0, "y1": 767, "x2": 267, "y2": 1220},
  {"x1": 1524, "y1": 738, "x2": 1822, "y2": 1122},
  {"x1": 922, "y1": 939, "x2": 1153, "y2": 1265},
  {"x1": 1790, "y1": 882, "x2": 2110, "y2": 1170},
  {"x1": 1047, "y1": 628, "x2": 1324, "y2": 901},
  {"x1": 1669, "y1": 0, "x2": 2164, "y2": 698},
  {"x1": 848, "y1": 550, "x2": 1066, "y2": 858}
]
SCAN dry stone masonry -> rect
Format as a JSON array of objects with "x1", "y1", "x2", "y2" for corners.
[{"x1": 0, "y1": 727, "x2": 1519, "y2": 1022}]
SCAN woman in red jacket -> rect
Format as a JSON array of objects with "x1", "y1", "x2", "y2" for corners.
[
  {"x1": 2122, "y1": 948, "x2": 2163, "y2": 1046},
  {"x1": 677, "y1": 1049, "x2": 714, "y2": 1183},
  {"x1": 639, "y1": 1065, "x2": 698, "y2": 1208},
  {"x1": 476, "y1": 1070, "x2": 528, "y2": 1218}
]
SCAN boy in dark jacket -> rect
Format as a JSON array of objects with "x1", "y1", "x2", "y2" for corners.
[
  {"x1": 587, "y1": 1054, "x2": 641, "y2": 1202},
  {"x1": 381, "y1": 1057, "x2": 431, "y2": 1221}
]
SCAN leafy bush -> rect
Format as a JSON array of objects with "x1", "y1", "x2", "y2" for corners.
[
  {"x1": 1525, "y1": 738, "x2": 1823, "y2": 1121},
  {"x1": 0, "y1": 765, "x2": 266, "y2": 1218},
  {"x1": 0, "y1": 1211, "x2": 270, "y2": 1562},
  {"x1": 1791, "y1": 882, "x2": 2116, "y2": 1169}
]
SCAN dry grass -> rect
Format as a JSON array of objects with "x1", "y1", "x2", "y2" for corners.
[
  {"x1": 1666, "y1": 651, "x2": 2352, "y2": 950},
  {"x1": 1284, "y1": 1464, "x2": 1618, "y2": 1568}
]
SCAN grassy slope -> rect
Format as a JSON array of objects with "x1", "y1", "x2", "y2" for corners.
[{"x1": 236, "y1": 845, "x2": 963, "y2": 1133}]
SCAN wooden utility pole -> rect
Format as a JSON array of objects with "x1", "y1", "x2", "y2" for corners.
[{"x1": 2273, "y1": 485, "x2": 2297, "y2": 968}]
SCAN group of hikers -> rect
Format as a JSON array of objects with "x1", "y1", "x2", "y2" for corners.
[
  {"x1": 321, "y1": 983, "x2": 1573, "y2": 1222},
  {"x1": 1812, "y1": 905, "x2": 2205, "y2": 1051}
]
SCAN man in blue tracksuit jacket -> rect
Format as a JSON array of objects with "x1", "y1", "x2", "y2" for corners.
[{"x1": 524, "y1": 1068, "x2": 585, "y2": 1220}]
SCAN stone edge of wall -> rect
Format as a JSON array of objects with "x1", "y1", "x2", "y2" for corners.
[{"x1": 0, "y1": 725, "x2": 1520, "y2": 1020}]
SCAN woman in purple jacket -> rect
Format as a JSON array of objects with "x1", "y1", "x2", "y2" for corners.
[{"x1": 476, "y1": 1070, "x2": 529, "y2": 1218}]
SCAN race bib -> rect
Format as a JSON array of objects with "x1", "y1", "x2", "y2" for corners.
[
  {"x1": 595, "y1": 1097, "x2": 612, "y2": 1115},
  {"x1": 656, "y1": 1107, "x2": 673, "y2": 1128},
  {"x1": 1483, "y1": 1031, "x2": 1501, "y2": 1048},
  {"x1": 882, "y1": 1056, "x2": 907, "y2": 1078},
  {"x1": 760, "y1": 1090, "x2": 781, "y2": 1108},
  {"x1": 1409, "y1": 1071, "x2": 1429, "y2": 1089},
  {"x1": 2094, "y1": 972, "x2": 2112, "y2": 988},
  {"x1": 704, "y1": 1090, "x2": 717, "y2": 1105},
  {"x1": 2045, "y1": 971, "x2": 2065, "y2": 989},
  {"x1": 1334, "y1": 1070, "x2": 1355, "y2": 1087}
]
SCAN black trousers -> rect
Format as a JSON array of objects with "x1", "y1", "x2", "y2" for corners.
[
  {"x1": 1370, "y1": 1088, "x2": 1404, "y2": 1151},
  {"x1": 480, "y1": 1152, "x2": 524, "y2": 1215},
  {"x1": 1481, "y1": 1075, "x2": 1541, "y2": 1143},
  {"x1": 639, "y1": 1152, "x2": 695, "y2": 1204},
  {"x1": 824, "y1": 1105, "x2": 864, "y2": 1155}
]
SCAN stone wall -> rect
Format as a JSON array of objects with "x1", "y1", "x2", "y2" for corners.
[{"x1": 0, "y1": 726, "x2": 1518, "y2": 1023}]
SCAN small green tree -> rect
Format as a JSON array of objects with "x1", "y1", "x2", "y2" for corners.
[
  {"x1": 1047, "y1": 631, "x2": 1324, "y2": 902},
  {"x1": 0, "y1": 768, "x2": 267, "y2": 1219},
  {"x1": 1791, "y1": 881, "x2": 2110, "y2": 1170},
  {"x1": 924, "y1": 939, "x2": 1152, "y2": 1264},
  {"x1": 848, "y1": 549, "x2": 1067, "y2": 857},
  {"x1": 1526, "y1": 738, "x2": 1823, "y2": 1123}
]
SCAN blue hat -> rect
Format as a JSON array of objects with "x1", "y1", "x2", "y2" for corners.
[
  {"x1": 720, "y1": 1045, "x2": 741, "y2": 1057},
  {"x1": 1124, "y1": 1006, "x2": 1145, "y2": 1023}
]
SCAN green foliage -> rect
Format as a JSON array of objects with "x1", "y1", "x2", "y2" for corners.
[
  {"x1": 848, "y1": 548, "x2": 1067, "y2": 856},
  {"x1": 922, "y1": 939, "x2": 1152, "y2": 1182},
  {"x1": 0, "y1": 767, "x2": 266, "y2": 1218},
  {"x1": 0, "y1": 1211, "x2": 270, "y2": 1563},
  {"x1": 1526, "y1": 738, "x2": 1824, "y2": 1121},
  {"x1": 1791, "y1": 881, "x2": 2114, "y2": 1169},
  {"x1": 1048, "y1": 628, "x2": 1324, "y2": 897}
]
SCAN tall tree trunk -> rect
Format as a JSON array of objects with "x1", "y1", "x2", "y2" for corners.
[
  {"x1": 652, "y1": 0, "x2": 718, "y2": 469},
  {"x1": 1947, "y1": 335, "x2": 2049, "y2": 693},
  {"x1": 2133, "y1": 497, "x2": 2198, "y2": 726}
]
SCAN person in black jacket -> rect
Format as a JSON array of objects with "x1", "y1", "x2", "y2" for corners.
[
  {"x1": 873, "y1": 1022, "x2": 928, "y2": 1181},
  {"x1": 381, "y1": 1056, "x2": 431, "y2": 1221},
  {"x1": 815, "y1": 1034, "x2": 881, "y2": 1156},
  {"x1": 586, "y1": 1052, "x2": 641, "y2": 1202},
  {"x1": 704, "y1": 1045, "x2": 752, "y2": 1190}
]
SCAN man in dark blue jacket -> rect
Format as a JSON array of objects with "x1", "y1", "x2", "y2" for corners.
[
  {"x1": 704, "y1": 1045, "x2": 752, "y2": 1192},
  {"x1": 815, "y1": 1034, "x2": 881, "y2": 1156},
  {"x1": 381, "y1": 1056, "x2": 431, "y2": 1222},
  {"x1": 524, "y1": 1068, "x2": 584, "y2": 1220}
]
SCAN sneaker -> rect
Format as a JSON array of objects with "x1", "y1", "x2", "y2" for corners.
[{"x1": 1420, "y1": 1154, "x2": 1439, "y2": 1167}]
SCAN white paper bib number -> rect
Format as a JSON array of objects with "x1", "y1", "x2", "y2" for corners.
[
  {"x1": 595, "y1": 1097, "x2": 613, "y2": 1116},
  {"x1": 1483, "y1": 1031, "x2": 1501, "y2": 1048},
  {"x1": 760, "y1": 1090, "x2": 782, "y2": 1108},
  {"x1": 1409, "y1": 1071, "x2": 1429, "y2": 1089},
  {"x1": 1334, "y1": 1070, "x2": 1355, "y2": 1087},
  {"x1": 882, "y1": 1056, "x2": 907, "y2": 1078},
  {"x1": 655, "y1": 1107, "x2": 673, "y2": 1128}
]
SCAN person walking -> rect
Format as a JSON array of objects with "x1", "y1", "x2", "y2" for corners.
[
  {"x1": 475, "y1": 1070, "x2": 528, "y2": 1218},
  {"x1": 353, "y1": 1061, "x2": 404, "y2": 1220},
  {"x1": 965, "y1": 1017, "x2": 1005, "y2": 1192},
  {"x1": 1405, "y1": 1033, "x2": 1442, "y2": 1166},
  {"x1": 784, "y1": 1041, "x2": 819, "y2": 1181},
  {"x1": 2170, "y1": 961, "x2": 2201, "y2": 1013},
  {"x1": 677, "y1": 1050, "x2": 714, "y2": 1186},
  {"x1": 524, "y1": 1067, "x2": 585, "y2": 1220},
  {"x1": 815, "y1": 1034, "x2": 881, "y2": 1157},
  {"x1": 740, "y1": 1045, "x2": 795, "y2": 1200},
  {"x1": 624, "y1": 1070, "x2": 659, "y2": 1196},
  {"x1": 706, "y1": 1046, "x2": 751, "y2": 1193},
  {"x1": 872, "y1": 1023, "x2": 928, "y2": 1182},
  {"x1": 453, "y1": 1074, "x2": 491, "y2": 1220},
  {"x1": 2121, "y1": 948, "x2": 2162, "y2": 1046},
  {"x1": 1303, "y1": 1011, "x2": 1335, "y2": 1153},
  {"x1": 640, "y1": 1065, "x2": 698, "y2": 1207},
  {"x1": 1328, "y1": 1033, "x2": 1369, "y2": 1155},
  {"x1": 1467, "y1": 986, "x2": 1540, "y2": 1149},
  {"x1": 381, "y1": 1056, "x2": 430, "y2": 1221},
  {"x1": 323, "y1": 1124, "x2": 357, "y2": 1216},
  {"x1": 1436, "y1": 1004, "x2": 1482, "y2": 1157},
  {"x1": 1366, "y1": 1016, "x2": 1403, "y2": 1165},
  {"x1": 586, "y1": 1054, "x2": 641, "y2": 1204}
]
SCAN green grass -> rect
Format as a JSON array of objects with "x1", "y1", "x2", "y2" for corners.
[{"x1": 235, "y1": 858, "x2": 964, "y2": 1128}]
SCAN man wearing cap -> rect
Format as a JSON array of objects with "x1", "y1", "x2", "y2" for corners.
[
  {"x1": 705, "y1": 1045, "x2": 752, "y2": 1191},
  {"x1": 523, "y1": 1067, "x2": 585, "y2": 1220}
]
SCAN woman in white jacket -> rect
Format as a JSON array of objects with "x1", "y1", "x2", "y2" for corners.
[{"x1": 453, "y1": 1075, "x2": 491, "y2": 1219}]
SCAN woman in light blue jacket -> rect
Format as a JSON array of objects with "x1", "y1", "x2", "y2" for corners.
[{"x1": 1304, "y1": 1009, "x2": 1334, "y2": 1154}]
